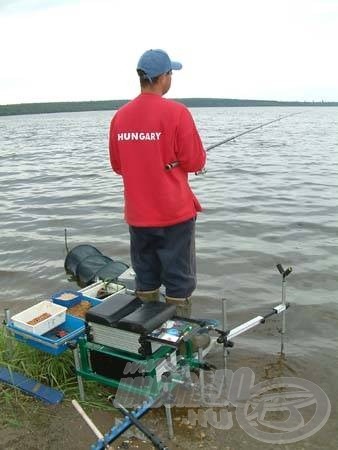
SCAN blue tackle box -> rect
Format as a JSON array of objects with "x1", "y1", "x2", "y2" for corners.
[
  {"x1": 7, "y1": 295, "x2": 102, "y2": 355},
  {"x1": 7, "y1": 314, "x2": 86, "y2": 356}
]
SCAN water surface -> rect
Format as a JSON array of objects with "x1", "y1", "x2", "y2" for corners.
[{"x1": 0, "y1": 106, "x2": 337, "y2": 447}]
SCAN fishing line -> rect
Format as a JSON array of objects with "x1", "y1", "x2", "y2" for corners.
[{"x1": 165, "y1": 111, "x2": 301, "y2": 173}]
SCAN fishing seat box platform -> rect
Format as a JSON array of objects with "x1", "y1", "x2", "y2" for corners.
[{"x1": 86, "y1": 294, "x2": 176, "y2": 354}]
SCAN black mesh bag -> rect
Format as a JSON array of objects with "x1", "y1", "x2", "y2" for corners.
[{"x1": 64, "y1": 244, "x2": 129, "y2": 287}]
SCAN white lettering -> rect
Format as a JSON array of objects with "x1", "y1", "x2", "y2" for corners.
[{"x1": 116, "y1": 131, "x2": 162, "y2": 142}]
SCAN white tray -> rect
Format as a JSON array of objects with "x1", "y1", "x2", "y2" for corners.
[
  {"x1": 80, "y1": 281, "x2": 125, "y2": 298},
  {"x1": 11, "y1": 300, "x2": 67, "y2": 335}
]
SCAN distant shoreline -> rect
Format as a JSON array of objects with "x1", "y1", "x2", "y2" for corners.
[{"x1": 0, "y1": 98, "x2": 337, "y2": 116}]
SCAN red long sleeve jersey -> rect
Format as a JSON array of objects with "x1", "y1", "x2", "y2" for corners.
[{"x1": 109, "y1": 93, "x2": 206, "y2": 227}]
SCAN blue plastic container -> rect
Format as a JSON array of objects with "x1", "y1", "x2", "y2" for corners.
[
  {"x1": 51, "y1": 289, "x2": 83, "y2": 308},
  {"x1": 7, "y1": 294, "x2": 102, "y2": 355},
  {"x1": 7, "y1": 314, "x2": 86, "y2": 356}
]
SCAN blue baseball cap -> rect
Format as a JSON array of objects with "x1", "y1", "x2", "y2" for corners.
[{"x1": 137, "y1": 49, "x2": 182, "y2": 79}]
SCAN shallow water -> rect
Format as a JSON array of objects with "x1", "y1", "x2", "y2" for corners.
[{"x1": 0, "y1": 106, "x2": 337, "y2": 447}]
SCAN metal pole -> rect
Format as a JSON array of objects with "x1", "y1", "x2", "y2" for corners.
[
  {"x1": 72, "y1": 346, "x2": 85, "y2": 401},
  {"x1": 222, "y1": 298, "x2": 228, "y2": 373},
  {"x1": 281, "y1": 276, "x2": 286, "y2": 355},
  {"x1": 162, "y1": 372, "x2": 174, "y2": 439},
  {"x1": 4, "y1": 308, "x2": 11, "y2": 324},
  {"x1": 164, "y1": 404, "x2": 174, "y2": 440},
  {"x1": 276, "y1": 264, "x2": 292, "y2": 356},
  {"x1": 4, "y1": 309, "x2": 14, "y2": 359},
  {"x1": 198, "y1": 347, "x2": 205, "y2": 405},
  {"x1": 113, "y1": 400, "x2": 168, "y2": 449}
]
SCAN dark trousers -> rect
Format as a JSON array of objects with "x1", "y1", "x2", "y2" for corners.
[{"x1": 129, "y1": 218, "x2": 196, "y2": 298}]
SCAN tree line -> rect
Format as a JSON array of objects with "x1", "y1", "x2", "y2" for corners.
[{"x1": 0, "y1": 98, "x2": 337, "y2": 116}]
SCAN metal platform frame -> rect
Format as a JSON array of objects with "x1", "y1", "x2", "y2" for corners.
[
  {"x1": 84, "y1": 264, "x2": 292, "y2": 449},
  {"x1": 3, "y1": 263, "x2": 292, "y2": 449}
]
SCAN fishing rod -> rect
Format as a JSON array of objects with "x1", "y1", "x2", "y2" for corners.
[{"x1": 165, "y1": 111, "x2": 301, "y2": 172}]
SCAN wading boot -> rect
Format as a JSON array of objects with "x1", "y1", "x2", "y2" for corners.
[
  {"x1": 165, "y1": 296, "x2": 210, "y2": 352},
  {"x1": 136, "y1": 289, "x2": 160, "y2": 302},
  {"x1": 165, "y1": 296, "x2": 192, "y2": 318}
]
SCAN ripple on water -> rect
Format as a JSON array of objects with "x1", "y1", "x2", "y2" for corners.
[{"x1": 0, "y1": 108, "x2": 337, "y2": 409}]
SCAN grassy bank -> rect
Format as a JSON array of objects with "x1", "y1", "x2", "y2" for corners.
[{"x1": 0, "y1": 324, "x2": 111, "y2": 428}]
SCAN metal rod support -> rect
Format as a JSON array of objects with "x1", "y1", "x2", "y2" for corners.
[
  {"x1": 72, "y1": 347, "x2": 85, "y2": 401},
  {"x1": 4, "y1": 309, "x2": 14, "y2": 359},
  {"x1": 198, "y1": 347, "x2": 205, "y2": 405},
  {"x1": 222, "y1": 298, "x2": 229, "y2": 375},
  {"x1": 164, "y1": 404, "x2": 174, "y2": 440},
  {"x1": 281, "y1": 278, "x2": 287, "y2": 354},
  {"x1": 114, "y1": 401, "x2": 168, "y2": 450},
  {"x1": 162, "y1": 372, "x2": 174, "y2": 439},
  {"x1": 227, "y1": 316, "x2": 265, "y2": 340}
]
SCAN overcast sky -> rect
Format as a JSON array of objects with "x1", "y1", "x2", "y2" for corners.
[{"x1": 1, "y1": 0, "x2": 337, "y2": 105}]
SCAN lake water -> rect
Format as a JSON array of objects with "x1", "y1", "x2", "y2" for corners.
[{"x1": 0, "y1": 106, "x2": 337, "y2": 447}]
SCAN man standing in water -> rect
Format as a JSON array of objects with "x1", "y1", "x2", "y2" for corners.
[{"x1": 109, "y1": 49, "x2": 206, "y2": 319}]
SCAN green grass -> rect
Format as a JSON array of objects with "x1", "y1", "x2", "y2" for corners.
[{"x1": 0, "y1": 324, "x2": 114, "y2": 427}]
